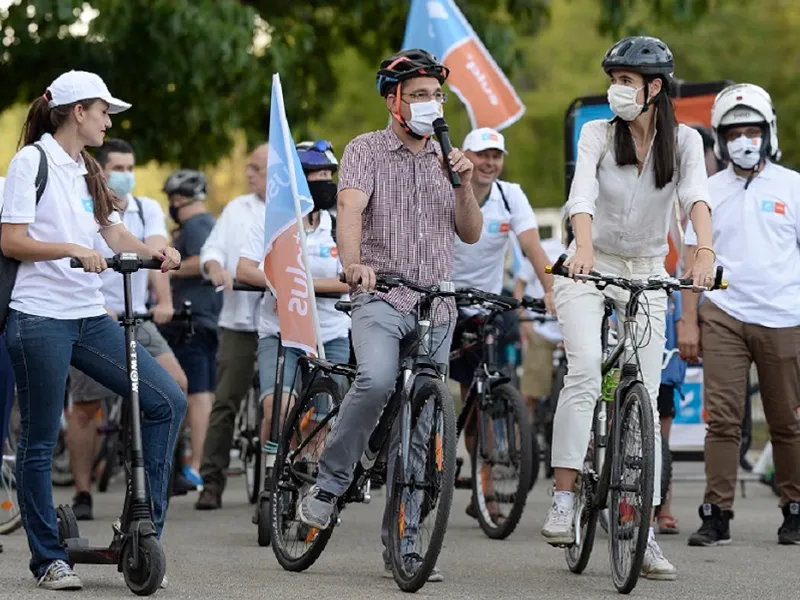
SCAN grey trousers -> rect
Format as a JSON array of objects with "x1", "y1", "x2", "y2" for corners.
[{"x1": 314, "y1": 294, "x2": 452, "y2": 560}]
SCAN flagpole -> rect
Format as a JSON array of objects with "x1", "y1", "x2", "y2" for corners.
[{"x1": 273, "y1": 73, "x2": 326, "y2": 360}]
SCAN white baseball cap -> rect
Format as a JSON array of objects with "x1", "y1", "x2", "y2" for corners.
[
  {"x1": 462, "y1": 127, "x2": 508, "y2": 154},
  {"x1": 46, "y1": 70, "x2": 131, "y2": 114}
]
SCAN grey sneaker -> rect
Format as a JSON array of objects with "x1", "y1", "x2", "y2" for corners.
[
  {"x1": 37, "y1": 560, "x2": 83, "y2": 590},
  {"x1": 641, "y1": 536, "x2": 677, "y2": 580},
  {"x1": 383, "y1": 555, "x2": 444, "y2": 582},
  {"x1": 541, "y1": 500, "x2": 575, "y2": 546},
  {"x1": 297, "y1": 484, "x2": 336, "y2": 530}
]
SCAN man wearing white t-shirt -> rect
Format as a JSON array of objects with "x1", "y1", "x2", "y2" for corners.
[
  {"x1": 514, "y1": 236, "x2": 564, "y2": 411},
  {"x1": 195, "y1": 144, "x2": 268, "y2": 510},
  {"x1": 680, "y1": 84, "x2": 800, "y2": 546},
  {"x1": 66, "y1": 139, "x2": 187, "y2": 520},
  {"x1": 449, "y1": 127, "x2": 554, "y2": 522}
]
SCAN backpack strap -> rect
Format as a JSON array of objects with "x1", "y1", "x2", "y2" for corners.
[
  {"x1": 133, "y1": 196, "x2": 146, "y2": 238},
  {"x1": 33, "y1": 143, "x2": 48, "y2": 206},
  {"x1": 494, "y1": 181, "x2": 511, "y2": 214}
]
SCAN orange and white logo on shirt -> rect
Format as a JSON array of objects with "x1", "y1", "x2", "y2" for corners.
[{"x1": 761, "y1": 200, "x2": 786, "y2": 215}]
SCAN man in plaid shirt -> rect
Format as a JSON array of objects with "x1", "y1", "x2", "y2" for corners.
[{"x1": 298, "y1": 49, "x2": 483, "y2": 581}]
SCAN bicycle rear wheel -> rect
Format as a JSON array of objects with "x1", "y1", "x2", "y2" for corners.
[
  {"x1": 609, "y1": 382, "x2": 655, "y2": 594},
  {"x1": 471, "y1": 383, "x2": 532, "y2": 540},
  {"x1": 388, "y1": 377, "x2": 456, "y2": 593},
  {"x1": 269, "y1": 375, "x2": 341, "y2": 571},
  {"x1": 1, "y1": 398, "x2": 21, "y2": 535},
  {"x1": 243, "y1": 385, "x2": 261, "y2": 505}
]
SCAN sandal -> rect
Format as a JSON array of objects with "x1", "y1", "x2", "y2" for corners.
[{"x1": 657, "y1": 514, "x2": 680, "y2": 534}]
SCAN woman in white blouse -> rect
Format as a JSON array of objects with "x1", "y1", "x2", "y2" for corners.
[
  {"x1": 540, "y1": 37, "x2": 715, "y2": 580},
  {"x1": 1, "y1": 71, "x2": 184, "y2": 590}
]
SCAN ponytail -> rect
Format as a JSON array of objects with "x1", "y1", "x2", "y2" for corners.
[
  {"x1": 82, "y1": 150, "x2": 122, "y2": 226},
  {"x1": 18, "y1": 94, "x2": 122, "y2": 226}
]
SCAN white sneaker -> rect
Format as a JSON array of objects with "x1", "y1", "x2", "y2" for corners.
[
  {"x1": 541, "y1": 501, "x2": 575, "y2": 546},
  {"x1": 37, "y1": 560, "x2": 83, "y2": 590},
  {"x1": 161, "y1": 574, "x2": 168, "y2": 589},
  {"x1": 641, "y1": 536, "x2": 677, "y2": 580}
]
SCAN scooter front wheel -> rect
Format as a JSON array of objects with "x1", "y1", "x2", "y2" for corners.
[{"x1": 122, "y1": 535, "x2": 166, "y2": 596}]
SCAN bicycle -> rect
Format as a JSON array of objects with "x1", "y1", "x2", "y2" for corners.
[
  {"x1": 268, "y1": 274, "x2": 458, "y2": 593},
  {"x1": 547, "y1": 254, "x2": 726, "y2": 594},
  {"x1": 56, "y1": 253, "x2": 180, "y2": 596},
  {"x1": 450, "y1": 289, "x2": 543, "y2": 540}
]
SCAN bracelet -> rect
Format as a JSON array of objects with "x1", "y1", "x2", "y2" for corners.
[{"x1": 695, "y1": 246, "x2": 716, "y2": 262}]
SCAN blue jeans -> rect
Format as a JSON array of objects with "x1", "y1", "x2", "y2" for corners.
[{"x1": 4, "y1": 310, "x2": 187, "y2": 577}]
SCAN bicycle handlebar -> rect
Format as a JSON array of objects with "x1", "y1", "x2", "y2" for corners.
[
  {"x1": 69, "y1": 253, "x2": 176, "y2": 272},
  {"x1": 545, "y1": 253, "x2": 728, "y2": 293},
  {"x1": 338, "y1": 272, "x2": 456, "y2": 297},
  {"x1": 455, "y1": 287, "x2": 520, "y2": 310},
  {"x1": 132, "y1": 300, "x2": 193, "y2": 322}
]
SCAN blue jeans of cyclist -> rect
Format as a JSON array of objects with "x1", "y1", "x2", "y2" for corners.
[{"x1": 4, "y1": 310, "x2": 187, "y2": 577}]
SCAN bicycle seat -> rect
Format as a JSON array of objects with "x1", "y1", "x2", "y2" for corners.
[{"x1": 334, "y1": 301, "x2": 352, "y2": 313}]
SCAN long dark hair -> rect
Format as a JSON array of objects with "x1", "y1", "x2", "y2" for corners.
[
  {"x1": 612, "y1": 75, "x2": 677, "y2": 190},
  {"x1": 19, "y1": 93, "x2": 122, "y2": 226}
]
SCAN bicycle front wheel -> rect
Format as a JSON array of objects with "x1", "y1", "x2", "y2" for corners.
[
  {"x1": 471, "y1": 383, "x2": 532, "y2": 540},
  {"x1": 609, "y1": 382, "x2": 655, "y2": 594},
  {"x1": 269, "y1": 375, "x2": 341, "y2": 571},
  {"x1": 388, "y1": 377, "x2": 456, "y2": 593}
]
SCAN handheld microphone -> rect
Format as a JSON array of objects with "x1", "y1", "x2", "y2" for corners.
[{"x1": 433, "y1": 117, "x2": 461, "y2": 188}]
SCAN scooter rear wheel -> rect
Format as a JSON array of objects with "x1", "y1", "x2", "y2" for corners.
[
  {"x1": 56, "y1": 505, "x2": 80, "y2": 542},
  {"x1": 122, "y1": 535, "x2": 166, "y2": 596}
]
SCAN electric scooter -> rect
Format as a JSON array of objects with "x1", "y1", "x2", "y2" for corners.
[{"x1": 57, "y1": 253, "x2": 178, "y2": 596}]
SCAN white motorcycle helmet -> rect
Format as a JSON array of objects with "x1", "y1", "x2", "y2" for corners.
[{"x1": 710, "y1": 83, "x2": 781, "y2": 162}]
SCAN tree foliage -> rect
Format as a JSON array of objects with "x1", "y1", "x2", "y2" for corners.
[{"x1": 0, "y1": 0, "x2": 716, "y2": 167}]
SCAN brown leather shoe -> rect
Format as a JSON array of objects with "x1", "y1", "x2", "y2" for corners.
[{"x1": 194, "y1": 488, "x2": 222, "y2": 510}]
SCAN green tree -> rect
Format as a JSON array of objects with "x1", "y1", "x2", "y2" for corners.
[{"x1": 0, "y1": 0, "x2": 718, "y2": 167}]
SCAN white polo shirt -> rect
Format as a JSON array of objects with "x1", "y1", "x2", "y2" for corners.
[
  {"x1": 94, "y1": 195, "x2": 168, "y2": 315},
  {"x1": 2, "y1": 134, "x2": 121, "y2": 319},
  {"x1": 200, "y1": 194, "x2": 265, "y2": 332},
  {"x1": 684, "y1": 162, "x2": 800, "y2": 328},
  {"x1": 0, "y1": 177, "x2": 5, "y2": 213},
  {"x1": 452, "y1": 180, "x2": 538, "y2": 294},
  {"x1": 516, "y1": 236, "x2": 564, "y2": 343},
  {"x1": 240, "y1": 211, "x2": 350, "y2": 343},
  {"x1": 568, "y1": 120, "x2": 710, "y2": 259}
]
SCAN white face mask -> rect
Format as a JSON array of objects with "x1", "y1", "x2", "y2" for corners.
[
  {"x1": 406, "y1": 100, "x2": 443, "y2": 137},
  {"x1": 726, "y1": 135, "x2": 762, "y2": 170},
  {"x1": 607, "y1": 84, "x2": 645, "y2": 122}
]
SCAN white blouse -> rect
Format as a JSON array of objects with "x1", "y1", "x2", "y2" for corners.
[{"x1": 566, "y1": 120, "x2": 710, "y2": 259}]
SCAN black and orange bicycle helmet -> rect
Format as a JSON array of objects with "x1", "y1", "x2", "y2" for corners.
[{"x1": 376, "y1": 49, "x2": 450, "y2": 97}]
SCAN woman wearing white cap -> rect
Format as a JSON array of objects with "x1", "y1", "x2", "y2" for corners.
[{"x1": 1, "y1": 71, "x2": 186, "y2": 590}]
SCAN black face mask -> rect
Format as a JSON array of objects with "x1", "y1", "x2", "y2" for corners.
[
  {"x1": 308, "y1": 180, "x2": 337, "y2": 212},
  {"x1": 169, "y1": 204, "x2": 180, "y2": 223}
]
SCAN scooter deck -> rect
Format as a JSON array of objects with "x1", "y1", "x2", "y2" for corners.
[{"x1": 64, "y1": 537, "x2": 120, "y2": 565}]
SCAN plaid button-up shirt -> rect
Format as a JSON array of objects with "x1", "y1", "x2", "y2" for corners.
[{"x1": 338, "y1": 127, "x2": 457, "y2": 324}]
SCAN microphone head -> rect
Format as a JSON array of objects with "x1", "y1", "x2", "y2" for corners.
[{"x1": 432, "y1": 117, "x2": 448, "y2": 133}]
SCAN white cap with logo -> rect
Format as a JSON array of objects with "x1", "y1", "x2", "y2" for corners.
[
  {"x1": 46, "y1": 70, "x2": 131, "y2": 114},
  {"x1": 462, "y1": 127, "x2": 507, "y2": 154}
]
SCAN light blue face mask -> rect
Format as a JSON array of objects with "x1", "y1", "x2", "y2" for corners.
[{"x1": 108, "y1": 171, "x2": 136, "y2": 197}]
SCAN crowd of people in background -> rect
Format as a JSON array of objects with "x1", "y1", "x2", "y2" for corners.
[{"x1": 2, "y1": 37, "x2": 799, "y2": 590}]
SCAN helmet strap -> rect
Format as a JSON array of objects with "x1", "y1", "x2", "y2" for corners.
[{"x1": 389, "y1": 82, "x2": 425, "y2": 141}]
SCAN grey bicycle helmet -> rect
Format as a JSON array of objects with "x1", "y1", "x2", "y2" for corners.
[
  {"x1": 602, "y1": 36, "x2": 674, "y2": 76},
  {"x1": 163, "y1": 169, "x2": 207, "y2": 199}
]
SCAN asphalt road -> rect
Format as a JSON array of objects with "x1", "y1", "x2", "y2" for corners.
[{"x1": 1, "y1": 462, "x2": 796, "y2": 599}]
